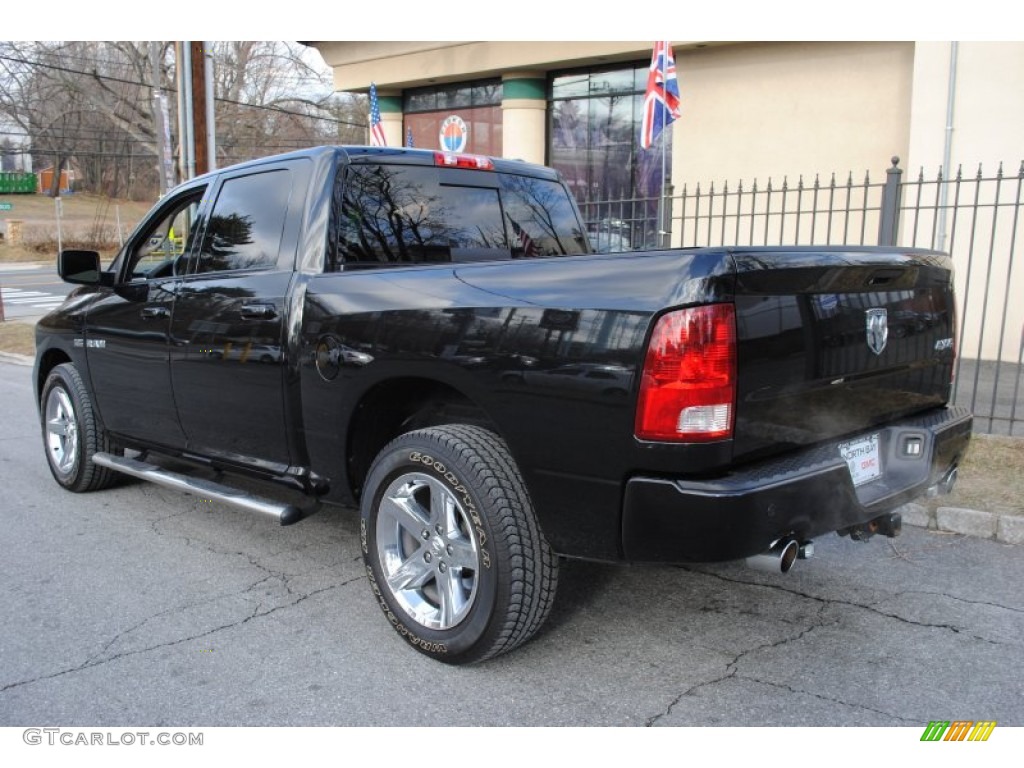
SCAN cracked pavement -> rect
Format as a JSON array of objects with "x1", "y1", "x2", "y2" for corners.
[{"x1": 2, "y1": 361, "x2": 1022, "y2": 726}]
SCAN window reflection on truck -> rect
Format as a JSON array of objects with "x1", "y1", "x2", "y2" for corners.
[{"x1": 330, "y1": 164, "x2": 587, "y2": 269}]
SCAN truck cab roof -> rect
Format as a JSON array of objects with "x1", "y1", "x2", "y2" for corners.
[{"x1": 186, "y1": 145, "x2": 562, "y2": 185}]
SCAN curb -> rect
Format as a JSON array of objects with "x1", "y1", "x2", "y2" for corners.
[
  {"x1": 0, "y1": 351, "x2": 33, "y2": 366},
  {"x1": 896, "y1": 502, "x2": 1023, "y2": 545},
  {"x1": 0, "y1": 261, "x2": 51, "y2": 271}
]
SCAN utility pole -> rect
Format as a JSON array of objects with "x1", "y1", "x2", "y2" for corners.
[
  {"x1": 190, "y1": 42, "x2": 209, "y2": 177},
  {"x1": 149, "y1": 41, "x2": 174, "y2": 195},
  {"x1": 175, "y1": 42, "x2": 194, "y2": 181},
  {"x1": 203, "y1": 42, "x2": 216, "y2": 173},
  {"x1": 174, "y1": 41, "x2": 216, "y2": 181}
]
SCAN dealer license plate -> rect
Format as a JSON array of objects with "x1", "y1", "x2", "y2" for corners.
[{"x1": 838, "y1": 433, "x2": 882, "y2": 487}]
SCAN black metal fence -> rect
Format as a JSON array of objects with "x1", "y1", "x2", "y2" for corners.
[{"x1": 580, "y1": 158, "x2": 1024, "y2": 436}]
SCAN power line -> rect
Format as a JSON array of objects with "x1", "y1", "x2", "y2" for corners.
[
  {"x1": 0, "y1": 54, "x2": 367, "y2": 128},
  {"x1": 16, "y1": 149, "x2": 159, "y2": 159},
  {"x1": 2, "y1": 142, "x2": 357, "y2": 160},
  {"x1": 2, "y1": 129, "x2": 346, "y2": 144},
  {"x1": 23, "y1": 46, "x2": 174, "y2": 72},
  {"x1": 0, "y1": 129, "x2": 153, "y2": 143},
  {"x1": 217, "y1": 95, "x2": 366, "y2": 128},
  {"x1": 0, "y1": 54, "x2": 150, "y2": 91}
]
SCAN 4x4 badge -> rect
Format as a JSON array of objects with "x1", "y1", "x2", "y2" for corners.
[{"x1": 866, "y1": 308, "x2": 888, "y2": 355}]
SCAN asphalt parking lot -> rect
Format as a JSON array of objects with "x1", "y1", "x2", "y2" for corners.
[{"x1": 1, "y1": 360, "x2": 1022, "y2": 729}]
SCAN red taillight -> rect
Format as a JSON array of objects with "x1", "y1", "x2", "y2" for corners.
[
  {"x1": 635, "y1": 304, "x2": 737, "y2": 442},
  {"x1": 433, "y1": 151, "x2": 494, "y2": 170}
]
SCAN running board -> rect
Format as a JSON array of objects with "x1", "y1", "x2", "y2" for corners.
[{"x1": 92, "y1": 452, "x2": 308, "y2": 526}]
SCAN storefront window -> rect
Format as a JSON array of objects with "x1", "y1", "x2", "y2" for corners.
[
  {"x1": 403, "y1": 80, "x2": 502, "y2": 156},
  {"x1": 549, "y1": 64, "x2": 673, "y2": 250}
]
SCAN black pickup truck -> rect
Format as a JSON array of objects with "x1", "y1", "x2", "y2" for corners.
[{"x1": 34, "y1": 146, "x2": 971, "y2": 663}]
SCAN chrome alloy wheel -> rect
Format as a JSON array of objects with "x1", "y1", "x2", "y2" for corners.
[
  {"x1": 45, "y1": 386, "x2": 79, "y2": 475},
  {"x1": 375, "y1": 471, "x2": 480, "y2": 631}
]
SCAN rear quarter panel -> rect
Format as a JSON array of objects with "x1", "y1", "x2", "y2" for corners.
[{"x1": 299, "y1": 250, "x2": 735, "y2": 560}]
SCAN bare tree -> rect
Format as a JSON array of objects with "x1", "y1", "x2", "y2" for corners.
[
  {"x1": 0, "y1": 41, "x2": 366, "y2": 200},
  {"x1": 0, "y1": 41, "x2": 164, "y2": 198},
  {"x1": 211, "y1": 41, "x2": 365, "y2": 166}
]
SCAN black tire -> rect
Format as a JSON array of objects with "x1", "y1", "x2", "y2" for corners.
[
  {"x1": 360, "y1": 424, "x2": 558, "y2": 664},
  {"x1": 40, "y1": 362, "x2": 118, "y2": 492}
]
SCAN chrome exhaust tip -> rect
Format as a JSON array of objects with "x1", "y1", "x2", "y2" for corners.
[
  {"x1": 747, "y1": 537, "x2": 800, "y2": 574},
  {"x1": 926, "y1": 466, "x2": 959, "y2": 497},
  {"x1": 941, "y1": 466, "x2": 959, "y2": 495}
]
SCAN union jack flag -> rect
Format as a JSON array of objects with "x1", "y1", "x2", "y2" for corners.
[
  {"x1": 369, "y1": 82, "x2": 387, "y2": 147},
  {"x1": 640, "y1": 41, "x2": 682, "y2": 150}
]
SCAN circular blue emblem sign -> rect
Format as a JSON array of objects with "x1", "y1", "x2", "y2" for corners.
[{"x1": 439, "y1": 115, "x2": 469, "y2": 153}]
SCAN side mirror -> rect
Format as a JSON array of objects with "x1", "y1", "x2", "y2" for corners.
[{"x1": 57, "y1": 249, "x2": 103, "y2": 285}]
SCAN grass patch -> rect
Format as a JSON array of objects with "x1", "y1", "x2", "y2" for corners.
[
  {"x1": 1, "y1": 193, "x2": 152, "y2": 263},
  {"x1": 925, "y1": 433, "x2": 1024, "y2": 516},
  {"x1": 0, "y1": 243, "x2": 54, "y2": 263},
  {"x1": 0, "y1": 321, "x2": 36, "y2": 356}
]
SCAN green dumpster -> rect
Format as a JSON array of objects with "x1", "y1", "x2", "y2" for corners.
[{"x1": 0, "y1": 172, "x2": 37, "y2": 194}]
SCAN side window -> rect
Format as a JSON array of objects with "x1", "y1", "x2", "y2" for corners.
[
  {"x1": 332, "y1": 164, "x2": 509, "y2": 269},
  {"x1": 195, "y1": 169, "x2": 292, "y2": 274},
  {"x1": 499, "y1": 173, "x2": 589, "y2": 258},
  {"x1": 126, "y1": 189, "x2": 205, "y2": 280}
]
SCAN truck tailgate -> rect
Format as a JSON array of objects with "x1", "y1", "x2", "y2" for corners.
[{"x1": 730, "y1": 247, "x2": 957, "y2": 461}]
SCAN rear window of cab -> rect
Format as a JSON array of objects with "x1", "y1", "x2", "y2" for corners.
[{"x1": 329, "y1": 163, "x2": 587, "y2": 269}]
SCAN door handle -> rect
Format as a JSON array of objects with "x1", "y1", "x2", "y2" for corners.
[
  {"x1": 240, "y1": 303, "x2": 278, "y2": 320},
  {"x1": 140, "y1": 305, "x2": 170, "y2": 320}
]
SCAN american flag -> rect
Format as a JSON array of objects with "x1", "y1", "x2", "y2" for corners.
[
  {"x1": 508, "y1": 215, "x2": 538, "y2": 257},
  {"x1": 369, "y1": 82, "x2": 387, "y2": 147},
  {"x1": 640, "y1": 41, "x2": 682, "y2": 150}
]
